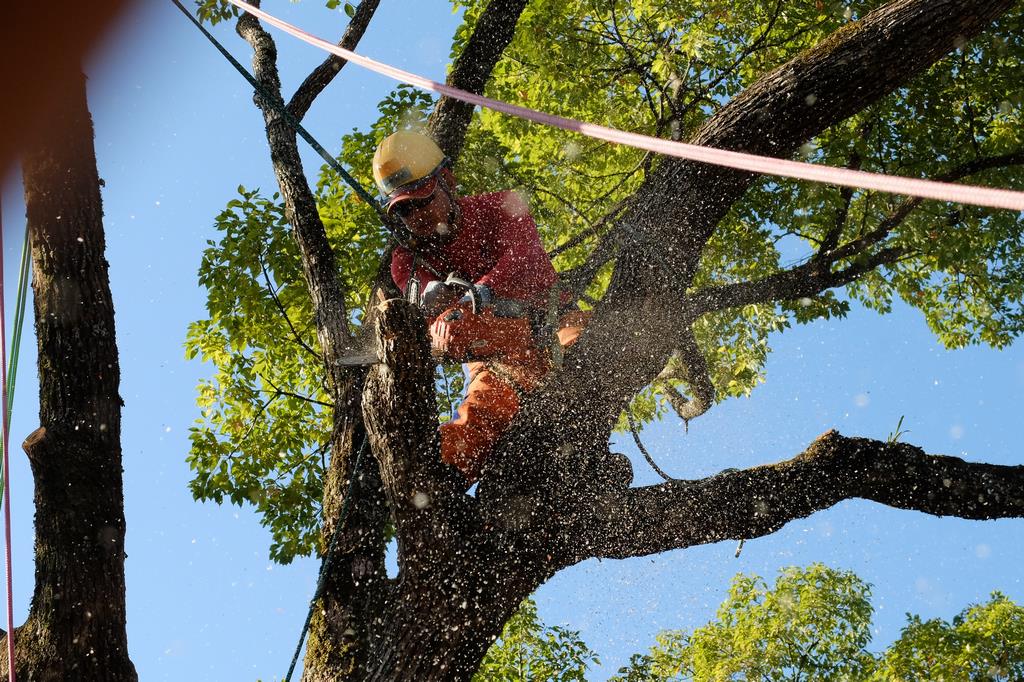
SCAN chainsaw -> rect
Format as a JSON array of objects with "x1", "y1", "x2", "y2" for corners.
[{"x1": 338, "y1": 273, "x2": 534, "y2": 367}]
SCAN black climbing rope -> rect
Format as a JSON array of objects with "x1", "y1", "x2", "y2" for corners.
[
  {"x1": 625, "y1": 407, "x2": 679, "y2": 482},
  {"x1": 284, "y1": 435, "x2": 369, "y2": 682},
  {"x1": 170, "y1": 0, "x2": 446, "y2": 280}
]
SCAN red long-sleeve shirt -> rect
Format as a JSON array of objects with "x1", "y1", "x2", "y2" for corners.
[{"x1": 391, "y1": 191, "x2": 557, "y2": 309}]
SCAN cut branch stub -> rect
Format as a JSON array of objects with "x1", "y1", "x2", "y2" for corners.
[
  {"x1": 364, "y1": 299, "x2": 439, "y2": 500},
  {"x1": 361, "y1": 299, "x2": 469, "y2": 572}
]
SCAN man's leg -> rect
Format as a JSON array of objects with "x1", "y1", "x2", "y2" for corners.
[
  {"x1": 439, "y1": 363, "x2": 522, "y2": 483},
  {"x1": 439, "y1": 311, "x2": 599, "y2": 484}
]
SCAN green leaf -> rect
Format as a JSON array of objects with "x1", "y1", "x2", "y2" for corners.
[
  {"x1": 475, "y1": 597, "x2": 600, "y2": 681},
  {"x1": 615, "y1": 565, "x2": 1024, "y2": 680}
]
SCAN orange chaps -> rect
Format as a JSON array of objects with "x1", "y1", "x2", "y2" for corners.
[{"x1": 439, "y1": 311, "x2": 589, "y2": 482}]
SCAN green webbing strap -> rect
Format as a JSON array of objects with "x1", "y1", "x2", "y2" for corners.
[
  {"x1": 0, "y1": 209, "x2": 33, "y2": 505},
  {"x1": 7, "y1": 226, "x2": 31, "y2": 424},
  {"x1": 169, "y1": 0, "x2": 446, "y2": 280}
]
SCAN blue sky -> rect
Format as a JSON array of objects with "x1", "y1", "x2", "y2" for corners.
[{"x1": 1, "y1": 1, "x2": 1022, "y2": 680}]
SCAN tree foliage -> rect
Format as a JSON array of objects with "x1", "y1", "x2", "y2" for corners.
[
  {"x1": 186, "y1": 0, "x2": 1023, "y2": 563},
  {"x1": 478, "y1": 566, "x2": 1024, "y2": 681},
  {"x1": 878, "y1": 592, "x2": 1024, "y2": 681},
  {"x1": 475, "y1": 598, "x2": 599, "y2": 682},
  {"x1": 613, "y1": 564, "x2": 1024, "y2": 681},
  {"x1": 182, "y1": 1, "x2": 1024, "y2": 677},
  {"x1": 450, "y1": 0, "x2": 1024, "y2": 415}
]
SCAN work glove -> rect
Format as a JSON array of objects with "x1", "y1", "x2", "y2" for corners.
[
  {"x1": 420, "y1": 280, "x2": 459, "y2": 318},
  {"x1": 430, "y1": 301, "x2": 533, "y2": 363}
]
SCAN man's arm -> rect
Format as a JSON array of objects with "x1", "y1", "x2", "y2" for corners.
[
  {"x1": 475, "y1": 192, "x2": 557, "y2": 305},
  {"x1": 391, "y1": 247, "x2": 441, "y2": 296}
]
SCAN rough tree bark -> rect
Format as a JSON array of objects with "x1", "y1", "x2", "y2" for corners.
[
  {"x1": 228, "y1": 3, "x2": 390, "y2": 678},
  {"x1": 223, "y1": 0, "x2": 1024, "y2": 680},
  {"x1": 0, "y1": 69, "x2": 136, "y2": 681}
]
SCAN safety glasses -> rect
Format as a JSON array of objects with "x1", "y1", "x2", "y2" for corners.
[{"x1": 389, "y1": 187, "x2": 437, "y2": 218}]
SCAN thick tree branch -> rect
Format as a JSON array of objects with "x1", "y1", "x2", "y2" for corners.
[
  {"x1": 236, "y1": 6, "x2": 353, "y2": 392},
  {"x1": 236, "y1": 7, "x2": 389, "y2": 678},
  {"x1": 624, "y1": 0, "x2": 1015, "y2": 295},
  {"x1": 691, "y1": 247, "x2": 903, "y2": 315},
  {"x1": 579, "y1": 430, "x2": 1024, "y2": 561},
  {"x1": 694, "y1": 148, "x2": 1024, "y2": 315},
  {"x1": 286, "y1": 0, "x2": 381, "y2": 121},
  {"x1": 506, "y1": 0, "x2": 1017, "y2": 466},
  {"x1": 12, "y1": 65, "x2": 137, "y2": 681},
  {"x1": 428, "y1": 0, "x2": 529, "y2": 162},
  {"x1": 360, "y1": 302, "x2": 531, "y2": 682}
]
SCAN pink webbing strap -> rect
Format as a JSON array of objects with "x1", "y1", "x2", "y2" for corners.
[
  {"x1": 0, "y1": 197, "x2": 15, "y2": 680},
  {"x1": 226, "y1": 0, "x2": 1024, "y2": 212}
]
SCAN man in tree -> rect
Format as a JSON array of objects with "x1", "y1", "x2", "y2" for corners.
[
  {"x1": 187, "y1": 0, "x2": 1024, "y2": 677},
  {"x1": 374, "y1": 130, "x2": 630, "y2": 486}
]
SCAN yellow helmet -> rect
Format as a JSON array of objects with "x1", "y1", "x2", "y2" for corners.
[{"x1": 372, "y1": 131, "x2": 447, "y2": 202}]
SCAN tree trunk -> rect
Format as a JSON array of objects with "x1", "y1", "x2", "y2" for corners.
[
  {"x1": 359, "y1": 301, "x2": 546, "y2": 682},
  {"x1": 223, "y1": 0, "x2": 536, "y2": 675},
  {"x1": 0, "y1": 69, "x2": 137, "y2": 681},
  {"x1": 231, "y1": 10, "x2": 391, "y2": 679}
]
